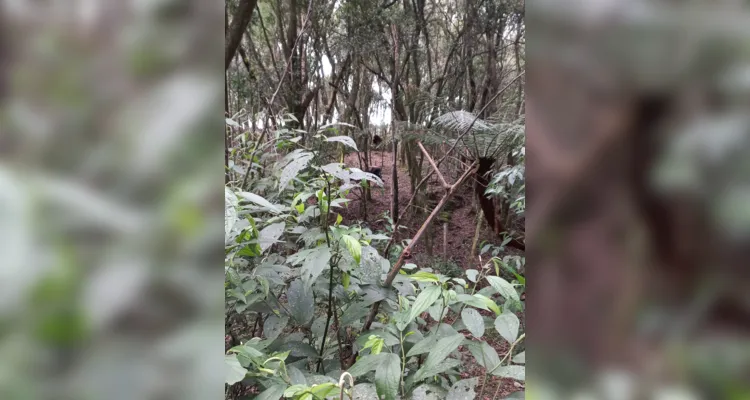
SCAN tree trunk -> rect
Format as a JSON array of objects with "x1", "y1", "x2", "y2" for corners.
[{"x1": 225, "y1": 0, "x2": 258, "y2": 71}]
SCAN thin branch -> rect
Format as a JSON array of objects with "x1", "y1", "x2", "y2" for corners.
[{"x1": 417, "y1": 140, "x2": 450, "y2": 189}]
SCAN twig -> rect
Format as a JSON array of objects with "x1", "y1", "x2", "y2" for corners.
[{"x1": 417, "y1": 140, "x2": 450, "y2": 189}]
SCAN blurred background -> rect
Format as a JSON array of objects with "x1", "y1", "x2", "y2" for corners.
[
  {"x1": 2, "y1": 0, "x2": 750, "y2": 399},
  {"x1": 0, "y1": 1, "x2": 226, "y2": 399},
  {"x1": 526, "y1": 0, "x2": 750, "y2": 399}
]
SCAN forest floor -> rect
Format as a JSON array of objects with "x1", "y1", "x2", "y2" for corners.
[{"x1": 341, "y1": 150, "x2": 522, "y2": 399}]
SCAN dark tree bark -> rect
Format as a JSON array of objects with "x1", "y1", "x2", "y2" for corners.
[{"x1": 225, "y1": 0, "x2": 258, "y2": 71}]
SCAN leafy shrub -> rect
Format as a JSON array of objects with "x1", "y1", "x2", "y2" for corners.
[{"x1": 224, "y1": 117, "x2": 525, "y2": 399}]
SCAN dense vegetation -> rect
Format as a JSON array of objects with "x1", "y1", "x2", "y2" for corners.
[{"x1": 224, "y1": 0, "x2": 525, "y2": 398}]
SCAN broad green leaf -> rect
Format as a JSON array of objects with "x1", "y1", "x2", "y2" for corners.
[
  {"x1": 287, "y1": 366, "x2": 307, "y2": 385},
  {"x1": 280, "y1": 152, "x2": 313, "y2": 191},
  {"x1": 414, "y1": 358, "x2": 461, "y2": 383},
  {"x1": 486, "y1": 275, "x2": 520, "y2": 302},
  {"x1": 283, "y1": 384, "x2": 308, "y2": 397},
  {"x1": 446, "y1": 378, "x2": 480, "y2": 400},
  {"x1": 467, "y1": 341, "x2": 500, "y2": 369},
  {"x1": 301, "y1": 246, "x2": 332, "y2": 289},
  {"x1": 326, "y1": 135, "x2": 359, "y2": 150},
  {"x1": 410, "y1": 271, "x2": 440, "y2": 282},
  {"x1": 225, "y1": 188, "x2": 239, "y2": 241},
  {"x1": 465, "y1": 269, "x2": 479, "y2": 283},
  {"x1": 473, "y1": 293, "x2": 501, "y2": 315},
  {"x1": 286, "y1": 341, "x2": 320, "y2": 358},
  {"x1": 402, "y1": 263, "x2": 418, "y2": 271},
  {"x1": 347, "y1": 353, "x2": 385, "y2": 377},
  {"x1": 492, "y1": 365, "x2": 525, "y2": 381},
  {"x1": 416, "y1": 334, "x2": 463, "y2": 379},
  {"x1": 287, "y1": 279, "x2": 314, "y2": 325},
  {"x1": 375, "y1": 353, "x2": 401, "y2": 400},
  {"x1": 225, "y1": 354, "x2": 247, "y2": 385},
  {"x1": 359, "y1": 246, "x2": 384, "y2": 285},
  {"x1": 225, "y1": 117, "x2": 241, "y2": 128},
  {"x1": 263, "y1": 314, "x2": 288, "y2": 340},
  {"x1": 258, "y1": 222, "x2": 285, "y2": 253},
  {"x1": 461, "y1": 308, "x2": 485, "y2": 338},
  {"x1": 255, "y1": 384, "x2": 287, "y2": 400},
  {"x1": 494, "y1": 312, "x2": 520, "y2": 343},
  {"x1": 310, "y1": 382, "x2": 339, "y2": 399},
  {"x1": 512, "y1": 351, "x2": 525, "y2": 364},
  {"x1": 456, "y1": 294, "x2": 490, "y2": 311},
  {"x1": 237, "y1": 191, "x2": 281, "y2": 213},
  {"x1": 403, "y1": 285, "x2": 442, "y2": 330},
  {"x1": 405, "y1": 335, "x2": 437, "y2": 357},
  {"x1": 341, "y1": 234, "x2": 362, "y2": 264}
]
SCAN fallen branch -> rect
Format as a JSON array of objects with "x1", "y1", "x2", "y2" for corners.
[
  {"x1": 417, "y1": 140, "x2": 450, "y2": 189},
  {"x1": 363, "y1": 162, "x2": 478, "y2": 331}
]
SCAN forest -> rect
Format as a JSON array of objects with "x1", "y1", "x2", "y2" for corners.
[{"x1": 223, "y1": 0, "x2": 525, "y2": 398}]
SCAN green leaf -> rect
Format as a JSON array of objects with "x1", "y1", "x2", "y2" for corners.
[
  {"x1": 512, "y1": 351, "x2": 525, "y2": 364},
  {"x1": 287, "y1": 366, "x2": 307, "y2": 385},
  {"x1": 473, "y1": 293, "x2": 501, "y2": 315},
  {"x1": 492, "y1": 365, "x2": 525, "y2": 381},
  {"x1": 341, "y1": 234, "x2": 362, "y2": 264},
  {"x1": 375, "y1": 353, "x2": 401, "y2": 400},
  {"x1": 300, "y1": 246, "x2": 332, "y2": 289},
  {"x1": 336, "y1": 213, "x2": 343, "y2": 225},
  {"x1": 414, "y1": 334, "x2": 463, "y2": 381},
  {"x1": 255, "y1": 384, "x2": 287, "y2": 400},
  {"x1": 224, "y1": 354, "x2": 247, "y2": 385},
  {"x1": 280, "y1": 152, "x2": 313, "y2": 192},
  {"x1": 359, "y1": 246, "x2": 384, "y2": 285},
  {"x1": 456, "y1": 294, "x2": 490, "y2": 311},
  {"x1": 347, "y1": 353, "x2": 385, "y2": 377},
  {"x1": 287, "y1": 279, "x2": 314, "y2": 325},
  {"x1": 263, "y1": 314, "x2": 288, "y2": 340},
  {"x1": 494, "y1": 312, "x2": 520, "y2": 343},
  {"x1": 363, "y1": 335, "x2": 385, "y2": 355},
  {"x1": 446, "y1": 378, "x2": 480, "y2": 400},
  {"x1": 465, "y1": 269, "x2": 479, "y2": 283},
  {"x1": 467, "y1": 341, "x2": 500, "y2": 369},
  {"x1": 410, "y1": 271, "x2": 440, "y2": 283},
  {"x1": 413, "y1": 359, "x2": 461, "y2": 383},
  {"x1": 486, "y1": 275, "x2": 520, "y2": 302},
  {"x1": 310, "y1": 382, "x2": 339, "y2": 399},
  {"x1": 286, "y1": 341, "x2": 320, "y2": 359},
  {"x1": 403, "y1": 285, "x2": 442, "y2": 330},
  {"x1": 237, "y1": 191, "x2": 282, "y2": 213},
  {"x1": 326, "y1": 135, "x2": 359, "y2": 150},
  {"x1": 258, "y1": 222, "x2": 285, "y2": 253},
  {"x1": 461, "y1": 308, "x2": 485, "y2": 338},
  {"x1": 402, "y1": 263, "x2": 418, "y2": 271},
  {"x1": 405, "y1": 335, "x2": 437, "y2": 357}
]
